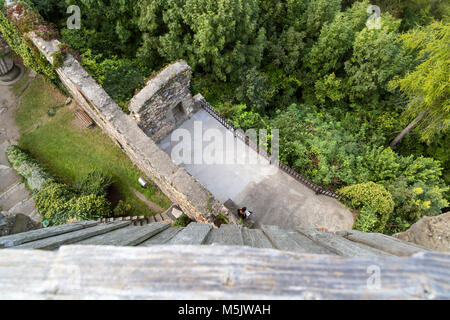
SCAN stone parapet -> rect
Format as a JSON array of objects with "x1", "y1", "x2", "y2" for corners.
[{"x1": 26, "y1": 32, "x2": 227, "y2": 226}]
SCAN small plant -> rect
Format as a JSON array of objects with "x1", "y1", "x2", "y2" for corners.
[
  {"x1": 50, "y1": 47, "x2": 66, "y2": 68},
  {"x1": 75, "y1": 171, "x2": 113, "y2": 197},
  {"x1": 173, "y1": 213, "x2": 193, "y2": 227},
  {"x1": 113, "y1": 200, "x2": 132, "y2": 217},
  {"x1": 214, "y1": 213, "x2": 230, "y2": 227},
  {"x1": 47, "y1": 107, "x2": 56, "y2": 116}
]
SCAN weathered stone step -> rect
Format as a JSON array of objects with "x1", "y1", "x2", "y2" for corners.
[
  {"x1": 139, "y1": 227, "x2": 183, "y2": 246},
  {"x1": 13, "y1": 221, "x2": 130, "y2": 250},
  {"x1": 204, "y1": 224, "x2": 243, "y2": 246},
  {"x1": 28, "y1": 209, "x2": 41, "y2": 223},
  {"x1": 0, "y1": 221, "x2": 98, "y2": 248},
  {"x1": 296, "y1": 226, "x2": 392, "y2": 257},
  {"x1": 148, "y1": 216, "x2": 156, "y2": 223},
  {"x1": 77, "y1": 222, "x2": 170, "y2": 246},
  {"x1": 242, "y1": 228, "x2": 274, "y2": 249},
  {"x1": 336, "y1": 230, "x2": 429, "y2": 256},
  {"x1": 160, "y1": 211, "x2": 173, "y2": 222},
  {"x1": 261, "y1": 225, "x2": 334, "y2": 254},
  {"x1": 168, "y1": 222, "x2": 212, "y2": 245},
  {"x1": 154, "y1": 214, "x2": 163, "y2": 222},
  {"x1": 8, "y1": 196, "x2": 35, "y2": 216},
  {"x1": 0, "y1": 167, "x2": 20, "y2": 194},
  {"x1": 0, "y1": 182, "x2": 29, "y2": 211}
]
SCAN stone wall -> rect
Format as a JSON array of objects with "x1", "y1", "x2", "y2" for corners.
[
  {"x1": 129, "y1": 62, "x2": 198, "y2": 142},
  {"x1": 25, "y1": 33, "x2": 229, "y2": 226}
]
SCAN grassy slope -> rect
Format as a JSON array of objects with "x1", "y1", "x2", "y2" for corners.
[{"x1": 15, "y1": 75, "x2": 171, "y2": 217}]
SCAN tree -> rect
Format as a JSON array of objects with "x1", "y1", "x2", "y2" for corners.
[
  {"x1": 390, "y1": 21, "x2": 449, "y2": 146},
  {"x1": 136, "y1": 0, "x2": 266, "y2": 82},
  {"x1": 304, "y1": 0, "x2": 369, "y2": 79},
  {"x1": 344, "y1": 14, "x2": 411, "y2": 103}
]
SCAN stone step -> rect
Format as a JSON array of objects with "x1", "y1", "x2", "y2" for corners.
[
  {"x1": 336, "y1": 230, "x2": 429, "y2": 256},
  {"x1": 161, "y1": 211, "x2": 173, "y2": 222},
  {"x1": 261, "y1": 225, "x2": 333, "y2": 254},
  {"x1": 139, "y1": 227, "x2": 183, "y2": 246},
  {"x1": 168, "y1": 222, "x2": 212, "y2": 245},
  {"x1": 148, "y1": 216, "x2": 156, "y2": 223},
  {"x1": 204, "y1": 224, "x2": 243, "y2": 246},
  {"x1": 8, "y1": 196, "x2": 35, "y2": 216},
  {"x1": 0, "y1": 221, "x2": 98, "y2": 248},
  {"x1": 287, "y1": 230, "x2": 337, "y2": 255},
  {"x1": 296, "y1": 226, "x2": 392, "y2": 257},
  {"x1": 77, "y1": 222, "x2": 171, "y2": 246},
  {"x1": 171, "y1": 207, "x2": 183, "y2": 219},
  {"x1": 154, "y1": 214, "x2": 163, "y2": 222},
  {"x1": 28, "y1": 209, "x2": 41, "y2": 223},
  {"x1": 165, "y1": 209, "x2": 177, "y2": 221},
  {"x1": 242, "y1": 228, "x2": 275, "y2": 249},
  {"x1": 0, "y1": 167, "x2": 20, "y2": 195},
  {"x1": 13, "y1": 221, "x2": 131, "y2": 250},
  {"x1": 0, "y1": 182, "x2": 29, "y2": 211}
]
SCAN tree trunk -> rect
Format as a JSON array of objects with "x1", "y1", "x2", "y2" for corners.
[{"x1": 390, "y1": 112, "x2": 426, "y2": 148}]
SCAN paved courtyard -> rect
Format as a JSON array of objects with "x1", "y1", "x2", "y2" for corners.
[{"x1": 159, "y1": 109, "x2": 354, "y2": 231}]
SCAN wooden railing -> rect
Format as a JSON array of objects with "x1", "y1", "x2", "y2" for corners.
[{"x1": 200, "y1": 101, "x2": 348, "y2": 201}]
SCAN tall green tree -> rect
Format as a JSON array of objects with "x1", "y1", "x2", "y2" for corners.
[
  {"x1": 137, "y1": 0, "x2": 266, "y2": 81},
  {"x1": 390, "y1": 21, "x2": 449, "y2": 146}
]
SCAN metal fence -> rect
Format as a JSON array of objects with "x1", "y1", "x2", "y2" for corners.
[{"x1": 200, "y1": 101, "x2": 348, "y2": 201}]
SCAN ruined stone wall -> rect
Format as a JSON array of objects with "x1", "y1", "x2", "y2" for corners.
[
  {"x1": 129, "y1": 62, "x2": 198, "y2": 142},
  {"x1": 27, "y1": 34, "x2": 228, "y2": 225}
]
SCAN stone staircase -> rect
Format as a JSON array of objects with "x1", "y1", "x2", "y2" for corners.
[
  {"x1": 0, "y1": 220, "x2": 448, "y2": 299},
  {"x1": 98, "y1": 205, "x2": 180, "y2": 226},
  {"x1": 0, "y1": 220, "x2": 431, "y2": 257},
  {"x1": 0, "y1": 141, "x2": 39, "y2": 223}
]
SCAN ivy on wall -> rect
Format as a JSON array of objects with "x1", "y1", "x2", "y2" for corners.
[{"x1": 0, "y1": 1, "x2": 61, "y2": 88}]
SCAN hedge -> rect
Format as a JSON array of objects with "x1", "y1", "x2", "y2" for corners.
[
  {"x1": 5, "y1": 145, "x2": 53, "y2": 191},
  {"x1": 6, "y1": 145, "x2": 111, "y2": 225}
]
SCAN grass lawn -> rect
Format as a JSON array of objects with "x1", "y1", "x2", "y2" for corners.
[{"x1": 15, "y1": 74, "x2": 171, "y2": 217}]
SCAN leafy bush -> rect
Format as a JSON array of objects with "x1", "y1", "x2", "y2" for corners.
[
  {"x1": 75, "y1": 171, "x2": 113, "y2": 197},
  {"x1": 384, "y1": 178, "x2": 449, "y2": 234},
  {"x1": 173, "y1": 213, "x2": 193, "y2": 228},
  {"x1": 5, "y1": 145, "x2": 53, "y2": 191},
  {"x1": 79, "y1": 50, "x2": 150, "y2": 112},
  {"x1": 339, "y1": 182, "x2": 395, "y2": 233},
  {"x1": 113, "y1": 200, "x2": 132, "y2": 217},
  {"x1": 35, "y1": 182, "x2": 111, "y2": 225}
]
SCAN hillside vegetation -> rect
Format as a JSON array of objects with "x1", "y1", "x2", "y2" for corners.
[{"x1": 5, "y1": 0, "x2": 449, "y2": 234}]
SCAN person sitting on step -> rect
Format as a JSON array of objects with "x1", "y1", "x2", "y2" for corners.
[{"x1": 237, "y1": 207, "x2": 252, "y2": 220}]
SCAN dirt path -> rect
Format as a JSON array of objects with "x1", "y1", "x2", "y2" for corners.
[{"x1": 133, "y1": 188, "x2": 164, "y2": 214}]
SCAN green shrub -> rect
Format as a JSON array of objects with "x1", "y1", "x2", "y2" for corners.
[
  {"x1": 35, "y1": 182, "x2": 111, "y2": 225},
  {"x1": 384, "y1": 178, "x2": 449, "y2": 234},
  {"x1": 113, "y1": 200, "x2": 132, "y2": 217},
  {"x1": 75, "y1": 171, "x2": 113, "y2": 197},
  {"x1": 34, "y1": 182, "x2": 76, "y2": 224},
  {"x1": 5, "y1": 145, "x2": 53, "y2": 191},
  {"x1": 173, "y1": 213, "x2": 193, "y2": 228},
  {"x1": 339, "y1": 182, "x2": 395, "y2": 233}
]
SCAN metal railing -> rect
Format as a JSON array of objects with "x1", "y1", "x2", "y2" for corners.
[{"x1": 200, "y1": 101, "x2": 348, "y2": 201}]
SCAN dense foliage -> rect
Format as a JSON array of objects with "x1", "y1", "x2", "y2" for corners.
[
  {"x1": 5, "y1": 146, "x2": 112, "y2": 225},
  {"x1": 339, "y1": 182, "x2": 394, "y2": 233},
  {"x1": 0, "y1": 0, "x2": 60, "y2": 86},
  {"x1": 5, "y1": 145, "x2": 53, "y2": 191},
  {"x1": 16, "y1": 0, "x2": 450, "y2": 234}
]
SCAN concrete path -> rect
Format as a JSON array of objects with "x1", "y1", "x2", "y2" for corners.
[
  {"x1": 158, "y1": 109, "x2": 354, "y2": 231},
  {"x1": 0, "y1": 81, "x2": 40, "y2": 223}
]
